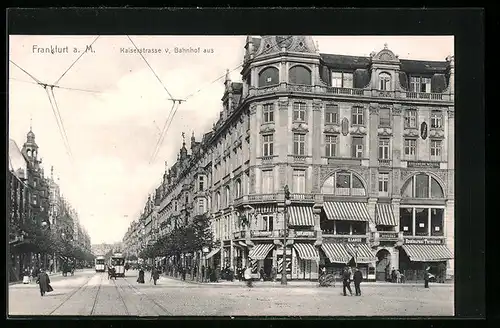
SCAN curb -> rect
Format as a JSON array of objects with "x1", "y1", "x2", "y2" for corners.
[
  {"x1": 9, "y1": 269, "x2": 90, "y2": 286},
  {"x1": 161, "y1": 275, "x2": 453, "y2": 288}
]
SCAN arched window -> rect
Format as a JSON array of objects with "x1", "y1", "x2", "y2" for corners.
[
  {"x1": 379, "y1": 72, "x2": 391, "y2": 91},
  {"x1": 258, "y1": 66, "x2": 279, "y2": 87},
  {"x1": 216, "y1": 192, "x2": 221, "y2": 210},
  {"x1": 225, "y1": 186, "x2": 231, "y2": 207},
  {"x1": 401, "y1": 174, "x2": 444, "y2": 199},
  {"x1": 235, "y1": 179, "x2": 242, "y2": 199},
  {"x1": 321, "y1": 170, "x2": 366, "y2": 196},
  {"x1": 289, "y1": 65, "x2": 312, "y2": 85}
]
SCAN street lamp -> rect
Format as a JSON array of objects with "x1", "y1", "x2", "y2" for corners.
[{"x1": 281, "y1": 185, "x2": 291, "y2": 285}]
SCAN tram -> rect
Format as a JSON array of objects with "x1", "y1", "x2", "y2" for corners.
[
  {"x1": 109, "y1": 253, "x2": 126, "y2": 277},
  {"x1": 95, "y1": 256, "x2": 106, "y2": 272}
]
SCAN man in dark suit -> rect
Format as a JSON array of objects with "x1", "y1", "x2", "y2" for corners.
[
  {"x1": 353, "y1": 267, "x2": 363, "y2": 296},
  {"x1": 342, "y1": 267, "x2": 353, "y2": 296},
  {"x1": 36, "y1": 268, "x2": 53, "y2": 297}
]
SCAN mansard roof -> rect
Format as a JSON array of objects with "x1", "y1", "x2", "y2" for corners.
[{"x1": 319, "y1": 53, "x2": 449, "y2": 74}]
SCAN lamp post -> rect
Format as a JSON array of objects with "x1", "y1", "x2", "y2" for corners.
[
  {"x1": 281, "y1": 185, "x2": 291, "y2": 285},
  {"x1": 353, "y1": 244, "x2": 359, "y2": 268}
]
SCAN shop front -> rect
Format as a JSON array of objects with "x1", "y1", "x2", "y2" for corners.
[
  {"x1": 293, "y1": 243, "x2": 319, "y2": 280},
  {"x1": 320, "y1": 239, "x2": 376, "y2": 280},
  {"x1": 248, "y1": 243, "x2": 274, "y2": 278},
  {"x1": 398, "y1": 237, "x2": 453, "y2": 282},
  {"x1": 205, "y1": 247, "x2": 221, "y2": 270}
]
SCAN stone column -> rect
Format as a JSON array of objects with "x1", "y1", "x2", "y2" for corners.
[
  {"x1": 230, "y1": 241, "x2": 234, "y2": 269},
  {"x1": 279, "y1": 98, "x2": 289, "y2": 162},
  {"x1": 392, "y1": 198, "x2": 401, "y2": 232},
  {"x1": 391, "y1": 248, "x2": 400, "y2": 271},
  {"x1": 367, "y1": 198, "x2": 377, "y2": 232},
  {"x1": 369, "y1": 104, "x2": 379, "y2": 167},
  {"x1": 312, "y1": 100, "x2": 322, "y2": 162},
  {"x1": 392, "y1": 105, "x2": 403, "y2": 168}
]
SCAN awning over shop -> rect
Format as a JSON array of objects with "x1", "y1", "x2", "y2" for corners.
[
  {"x1": 248, "y1": 243, "x2": 274, "y2": 260},
  {"x1": 401, "y1": 244, "x2": 454, "y2": 262},
  {"x1": 205, "y1": 247, "x2": 221, "y2": 260},
  {"x1": 320, "y1": 243, "x2": 351, "y2": 263},
  {"x1": 375, "y1": 203, "x2": 397, "y2": 226},
  {"x1": 344, "y1": 243, "x2": 377, "y2": 263},
  {"x1": 323, "y1": 202, "x2": 371, "y2": 221},
  {"x1": 294, "y1": 243, "x2": 319, "y2": 260},
  {"x1": 288, "y1": 206, "x2": 315, "y2": 226},
  {"x1": 255, "y1": 204, "x2": 278, "y2": 214}
]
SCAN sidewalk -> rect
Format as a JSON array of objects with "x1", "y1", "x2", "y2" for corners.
[
  {"x1": 9, "y1": 269, "x2": 88, "y2": 286},
  {"x1": 163, "y1": 274, "x2": 453, "y2": 288}
]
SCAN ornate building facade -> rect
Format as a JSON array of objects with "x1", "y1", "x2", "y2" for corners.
[{"x1": 124, "y1": 36, "x2": 454, "y2": 281}]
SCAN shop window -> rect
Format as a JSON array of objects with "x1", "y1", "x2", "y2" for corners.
[
  {"x1": 402, "y1": 174, "x2": 444, "y2": 199},
  {"x1": 431, "y1": 208, "x2": 444, "y2": 236},
  {"x1": 415, "y1": 208, "x2": 429, "y2": 236},
  {"x1": 336, "y1": 221, "x2": 350, "y2": 235},
  {"x1": 352, "y1": 222, "x2": 366, "y2": 235},
  {"x1": 289, "y1": 65, "x2": 312, "y2": 85},
  {"x1": 399, "y1": 208, "x2": 413, "y2": 236},
  {"x1": 258, "y1": 67, "x2": 279, "y2": 87}
]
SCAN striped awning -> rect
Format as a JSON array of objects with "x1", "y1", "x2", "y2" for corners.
[
  {"x1": 401, "y1": 244, "x2": 454, "y2": 262},
  {"x1": 323, "y1": 202, "x2": 371, "y2": 221},
  {"x1": 294, "y1": 243, "x2": 319, "y2": 260},
  {"x1": 248, "y1": 243, "x2": 274, "y2": 260},
  {"x1": 375, "y1": 203, "x2": 397, "y2": 226},
  {"x1": 205, "y1": 247, "x2": 221, "y2": 260},
  {"x1": 320, "y1": 243, "x2": 351, "y2": 263},
  {"x1": 344, "y1": 243, "x2": 377, "y2": 263},
  {"x1": 255, "y1": 204, "x2": 277, "y2": 214},
  {"x1": 288, "y1": 206, "x2": 315, "y2": 226}
]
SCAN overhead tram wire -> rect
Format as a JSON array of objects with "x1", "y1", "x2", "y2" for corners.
[
  {"x1": 9, "y1": 60, "x2": 75, "y2": 163},
  {"x1": 9, "y1": 78, "x2": 104, "y2": 94},
  {"x1": 49, "y1": 86, "x2": 74, "y2": 159},
  {"x1": 53, "y1": 35, "x2": 101, "y2": 86},
  {"x1": 149, "y1": 100, "x2": 182, "y2": 164},
  {"x1": 183, "y1": 36, "x2": 296, "y2": 102},
  {"x1": 43, "y1": 86, "x2": 74, "y2": 162},
  {"x1": 150, "y1": 100, "x2": 182, "y2": 164}
]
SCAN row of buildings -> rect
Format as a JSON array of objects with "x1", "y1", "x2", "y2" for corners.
[
  {"x1": 8, "y1": 128, "x2": 91, "y2": 281},
  {"x1": 122, "y1": 36, "x2": 454, "y2": 281}
]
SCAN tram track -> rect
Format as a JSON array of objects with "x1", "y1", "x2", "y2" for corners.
[
  {"x1": 89, "y1": 274, "x2": 105, "y2": 315},
  {"x1": 47, "y1": 273, "x2": 99, "y2": 315},
  {"x1": 111, "y1": 278, "x2": 131, "y2": 316},
  {"x1": 117, "y1": 276, "x2": 174, "y2": 316}
]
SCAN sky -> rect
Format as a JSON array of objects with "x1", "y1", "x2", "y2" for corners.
[{"x1": 8, "y1": 35, "x2": 454, "y2": 244}]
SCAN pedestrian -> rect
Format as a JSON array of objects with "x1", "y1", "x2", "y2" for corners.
[
  {"x1": 321, "y1": 266, "x2": 327, "y2": 277},
  {"x1": 244, "y1": 265, "x2": 253, "y2": 288},
  {"x1": 259, "y1": 268, "x2": 265, "y2": 282},
  {"x1": 201, "y1": 265, "x2": 205, "y2": 283},
  {"x1": 391, "y1": 267, "x2": 396, "y2": 283},
  {"x1": 137, "y1": 267, "x2": 145, "y2": 284},
  {"x1": 150, "y1": 267, "x2": 160, "y2": 285},
  {"x1": 396, "y1": 269, "x2": 402, "y2": 284},
  {"x1": 22, "y1": 267, "x2": 31, "y2": 284},
  {"x1": 36, "y1": 268, "x2": 53, "y2": 297},
  {"x1": 271, "y1": 266, "x2": 277, "y2": 282},
  {"x1": 181, "y1": 266, "x2": 186, "y2": 281},
  {"x1": 342, "y1": 267, "x2": 353, "y2": 296},
  {"x1": 424, "y1": 267, "x2": 430, "y2": 288},
  {"x1": 353, "y1": 267, "x2": 363, "y2": 296}
]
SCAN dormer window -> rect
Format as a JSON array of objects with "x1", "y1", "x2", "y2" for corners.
[
  {"x1": 331, "y1": 71, "x2": 353, "y2": 88},
  {"x1": 379, "y1": 73, "x2": 391, "y2": 91},
  {"x1": 410, "y1": 76, "x2": 431, "y2": 93}
]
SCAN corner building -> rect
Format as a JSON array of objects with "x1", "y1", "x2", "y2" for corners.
[{"x1": 154, "y1": 36, "x2": 455, "y2": 282}]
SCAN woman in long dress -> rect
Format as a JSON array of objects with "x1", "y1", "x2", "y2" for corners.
[{"x1": 137, "y1": 268, "x2": 145, "y2": 284}]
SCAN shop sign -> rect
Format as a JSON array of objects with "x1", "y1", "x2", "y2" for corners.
[
  {"x1": 294, "y1": 231, "x2": 315, "y2": 237},
  {"x1": 407, "y1": 161, "x2": 440, "y2": 169},
  {"x1": 332, "y1": 237, "x2": 366, "y2": 243},
  {"x1": 252, "y1": 231, "x2": 273, "y2": 237},
  {"x1": 404, "y1": 238, "x2": 443, "y2": 245},
  {"x1": 378, "y1": 232, "x2": 399, "y2": 240}
]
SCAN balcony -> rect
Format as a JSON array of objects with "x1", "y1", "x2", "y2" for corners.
[
  {"x1": 245, "y1": 83, "x2": 450, "y2": 102},
  {"x1": 261, "y1": 155, "x2": 275, "y2": 165},
  {"x1": 378, "y1": 159, "x2": 392, "y2": 167},
  {"x1": 333, "y1": 188, "x2": 366, "y2": 197},
  {"x1": 248, "y1": 193, "x2": 279, "y2": 202},
  {"x1": 290, "y1": 193, "x2": 316, "y2": 203}
]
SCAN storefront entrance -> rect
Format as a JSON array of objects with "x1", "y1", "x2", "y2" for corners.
[
  {"x1": 376, "y1": 249, "x2": 391, "y2": 281},
  {"x1": 263, "y1": 258, "x2": 273, "y2": 280}
]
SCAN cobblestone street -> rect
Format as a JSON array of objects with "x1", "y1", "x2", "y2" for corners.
[{"x1": 9, "y1": 270, "x2": 453, "y2": 316}]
